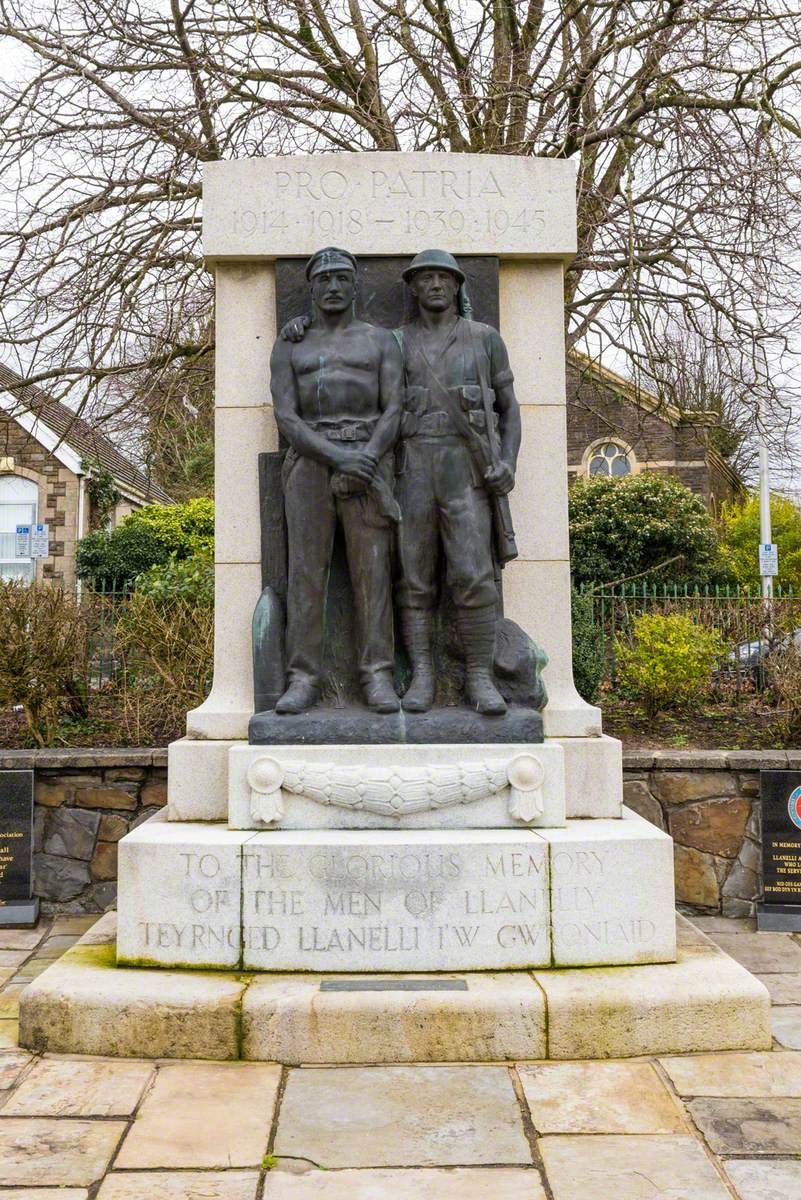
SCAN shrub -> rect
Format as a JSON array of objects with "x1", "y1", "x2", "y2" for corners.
[
  {"x1": 569, "y1": 473, "x2": 720, "y2": 586},
  {"x1": 718, "y1": 493, "x2": 801, "y2": 592},
  {"x1": 616, "y1": 612, "x2": 724, "y2": 717},
  {"x1": 76, "y1": 498, "x2": 215, "y2": 591},
  {"x1": 571, "y1": 588, "x2": 606, "y2": 703},
  {"x1": 135, "y1": 552, "x2": 214, "y2": 606},
  {"x1": 0, "y1": 581, "x2": 89, "y2": 746},
  {"x1": 76, "y1": 522, "x2": 168, "y2": 590},
  {"x1": 124, "y1": 497, "x2": 214, "y2": 558},
  {"x1": 114, "y1": 592, "x2": 213, "y2": 742},
  {"x1": 766, "y1": 636, "x2": 801, "y2": 746}
]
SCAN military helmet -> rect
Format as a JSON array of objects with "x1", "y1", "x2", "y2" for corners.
[{"x1": 401, "y1": 249, "x2": 465, "y2": 285}]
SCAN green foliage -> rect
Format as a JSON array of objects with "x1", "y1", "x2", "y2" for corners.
[
  {"x1": 76, "y1": 522, "x2": 168, "y2": 590},
  {"x1": 135, "y1": 552, "x2": 214, "y2": 606},
  {"x1": 0, "y1": 581, "x2": 89, "y2": 746},
  {"x1": 569, "y1": 473, "x2": 720, "y2": 586},
  {"x1": 123, "y1": 497, "x2": 214, "y2": 557},
  {"x1": 718, "y1": 493, "x2": 801, "y2": 592},
  {"x1": 571, "y1": 588, "x2": 605, "y2": 704},
  {"x1": 76, "y1": 498, "x2": 215, "y2": 590},
  {"x1": 81, "y1": 457, "x2": 121, "y2": 530},
  {"x1": 616, "y1": 612, "x2": 724, "y2": 718}
]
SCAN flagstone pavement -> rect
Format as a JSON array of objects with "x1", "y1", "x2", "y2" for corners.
[{"x1": 0, "y1": 913, "x2": 799, "y2": 1198}]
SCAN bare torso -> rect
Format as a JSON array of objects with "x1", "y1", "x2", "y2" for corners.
[{"x1": 290, "y1": 320, "x2": 385, "y2": 422}]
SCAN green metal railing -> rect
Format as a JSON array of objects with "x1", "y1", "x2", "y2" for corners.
[{"x1": 578, "y1": 581, "x2": 801, "y2": 691}]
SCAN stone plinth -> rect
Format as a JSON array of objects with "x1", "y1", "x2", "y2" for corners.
[
  {"x1": 228, "y1": 742, "x2": 566, "y2": 831},
  {"x1": 19, "y1": 912, "x2": 771, "y2": 1062},
  {"x1": 115, "y1": 808, "x2": 675, "y2": 971},
  {"x1": 248, "y1": 704, "x2": 543, "y2": 747}
]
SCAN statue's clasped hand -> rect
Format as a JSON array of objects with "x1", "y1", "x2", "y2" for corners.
[
  {"x1": 484, "y1": 461, "x2": 515, "y2": 495},
  {"x1": 336, "y1": 447, "x2": 378, "y2": 485}
]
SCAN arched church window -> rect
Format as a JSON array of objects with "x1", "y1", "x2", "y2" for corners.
[
  {"x1": 0, "y1": 475, "x2": 37, "y2": 581},
  {"x1": 587, "y1": 441, "x2": 632, "y2": 478}
]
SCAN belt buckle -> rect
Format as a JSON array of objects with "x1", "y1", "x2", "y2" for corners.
[{"x1": 340, "y1": 426, "x2": 359, "y2": 442}]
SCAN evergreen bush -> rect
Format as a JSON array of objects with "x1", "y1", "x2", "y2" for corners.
[
  {"x1": 569, "y1": 473, "x2": 720, "y2": 586},
  {"x1": 571, "y1": 588, "x2": 606, "y2": 703},
  {"x1": 616, "y1": 612, "x2": 724, "y2": 717}
]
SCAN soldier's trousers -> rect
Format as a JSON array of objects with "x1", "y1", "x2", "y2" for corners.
[
  {"x1": 396, "y1": 436, "x2": 498, "y2": 610},
  {"x1": 283, "y1": 453, "x2": 394, "y2": 688}
]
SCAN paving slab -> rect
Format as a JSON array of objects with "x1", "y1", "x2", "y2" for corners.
[
  {"x1": 37, "y1": 935, "x2": 80, "y2": 958},
  {"x1": 724, "y1": 1159, "x2": 801, "y2": 1200},
  {"x1": 0, "y1": 1020, "x2": 19, "y2": 1048},
  {"x1": 0, "y1": 1191, "x2": 88, "y2": 1200},
  {"x1": 538, "y1": 1134, "x2": 732, "y2": 1200},
  {"x1": 262, "y1": 1167, "x2": 546, "y2": 1198},
  {"x1": 274, "y1": 1066, "x2": 531, "y2": 1167},
  {"x1": 688, "y1": 1097, "x2": 801, "y2": 1154},
  {"x1": 771, "y1": 1005, "x2": 801, "y2": 1049},
  {"x1": 0, "y1": 929, "x2": 43, "y2": 951},
  {"x1": 0, "y1": 951, "x2": 31, "y2": 968},
  {"x1": 755, "y1": 973, "x2": 801, "y2": 1004},
  {"x1": 0, "y1": 1117, "x2": 125, "y2": 1186},
  {"x1": 518, "y1": 1061, "x2": 685, "y2": 1133},
  {"x1": 0, "y1": 987, "x2": 23, "y2": 1019},
  {"x1": 4, "y1": 1057, "x2": 154, "y2": 1116},
  {"x1": 661, "y1": 1050, "x2": 801, "y2": 1097},
  {"x1": 50, "y1": 916, "x2": 100, "y2": 936},
  {"x1": 691, "y1": 916, "x2": 756, "y2": 934},
  {"x1": 710, "y1": 932, "x2": 801, "y2": 973},
  {"x1": 97, "y1": 1171, "x2": 260, "y2": 1200},
  {"x1": 115, "y1": 1062, "x2": 281, "y2": 1169},
  {"x1": 0, "y1": 1049, "x2": 32, "y2": 1090}
]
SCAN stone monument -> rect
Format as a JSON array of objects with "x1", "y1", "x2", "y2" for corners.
[
  {"x1": 113, "y1": 151, "x2": 680, "y2": 974},
  {"x1": 20, "y1": 153, "x2": 771, "y2": 1063}
]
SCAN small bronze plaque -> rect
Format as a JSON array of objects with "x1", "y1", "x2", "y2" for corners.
[{"x1": 320, "y1": 979, "x2": 468, "y2": 992}]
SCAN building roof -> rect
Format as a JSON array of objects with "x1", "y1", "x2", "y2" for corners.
[
  {"x1": 567, "y1": 349, "x2": 714, "y2": 429},
  {"x1": 0, "y1": 363, "x2": 172, "y2": 505}
]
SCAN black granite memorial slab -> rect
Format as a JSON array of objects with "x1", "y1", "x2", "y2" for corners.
[
  {"x1": 0, "y1": 770, "x2": 38, "y2": 927},
  {"x1": 758, "y1": 769, "x2": 801, "y2": 932}
]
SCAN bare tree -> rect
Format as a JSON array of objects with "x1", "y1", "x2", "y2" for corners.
[{"x1": 0, "y1": 0, "x2": 800, "y2": 474}]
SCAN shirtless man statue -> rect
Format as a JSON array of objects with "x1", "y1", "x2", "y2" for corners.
[{"x1": 269, "y1": 246, "x2": 403, "y2": 715}]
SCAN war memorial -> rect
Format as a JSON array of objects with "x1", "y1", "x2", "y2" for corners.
[{"x1": 19, "y1": 152, "x2": 771, "y2": 1061}]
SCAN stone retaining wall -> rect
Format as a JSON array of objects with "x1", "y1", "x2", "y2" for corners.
[
  {"x1": 3, "y1": 747, "x2": 797, "y2": 916},
  {"x1": 1, "y1": 748, "x2": 167, "y2": 914}
]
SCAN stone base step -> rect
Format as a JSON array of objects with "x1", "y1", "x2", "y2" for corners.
[{"x1": 19, "y1": 913, "x2": 770, "y2": 1064}]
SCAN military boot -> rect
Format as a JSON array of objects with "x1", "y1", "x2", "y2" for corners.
[
  {"x1": 400, "y1": 607, "x2": 435, "y2": 713},
  {"x1": 363, "y1": 670, "x2": 401, "y2": 714},
  {"x1": 275, "y1": 677, "x2": 319, "y2": 714},
  {"x1": 456, "y1": 605, "x2": 507, "y2": 715}
]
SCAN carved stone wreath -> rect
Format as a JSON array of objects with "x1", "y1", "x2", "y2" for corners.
[{"x1": 246, "y1": 753, "x2": 546, "y2": 826}]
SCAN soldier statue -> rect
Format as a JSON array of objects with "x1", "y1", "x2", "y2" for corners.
[
  {"x1": 269, "y1": 247, "x2": 403, "y2": 715},
  {"x1": 395, "y1": 250, "x2": 521, "y2": 716},
  {"x1": 280, "y1": 248, "x2": 522, "y2": 719}
]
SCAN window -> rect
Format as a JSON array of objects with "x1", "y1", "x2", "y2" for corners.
[
  {"x1": 587, "y1": 441, "x2": 632, "y2": 478},
  {"x1": 0, "y1": 475, "x2": 37, "y2": 581}
]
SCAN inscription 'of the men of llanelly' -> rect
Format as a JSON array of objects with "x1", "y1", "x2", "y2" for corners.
[{"x1": 270, "y1": 247, "x2": 404, "y2": 715}]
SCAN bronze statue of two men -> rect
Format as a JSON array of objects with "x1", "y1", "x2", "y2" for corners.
[{"x1": 270, "y1": 247, "x2": 522, "y2": 719}]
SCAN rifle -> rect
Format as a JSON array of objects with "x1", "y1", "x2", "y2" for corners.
[{"x1": 458, "y1": 386, "x2": 519, "y2": 565}]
